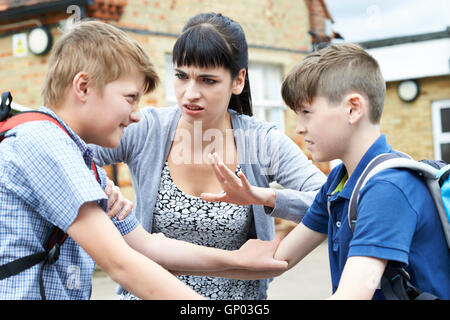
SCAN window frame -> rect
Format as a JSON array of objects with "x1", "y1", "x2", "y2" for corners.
[{"x1": 431, "y1": 99, "x2": 450, "y2": 162}]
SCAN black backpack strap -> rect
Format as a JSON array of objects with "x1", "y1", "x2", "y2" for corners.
[
  {"x1": 38, "y1": 226, "x2": 67, "y2": 300},
  {"x1": 0, "y1": 107, "x2": 101, "y2": 299},
  {"x1": 0, "y1": 225, "x2": 67, "y2": 300},
  {"x1": 381, "y1": 267, "x2": 440, "y2": 300},
  {"x1": 438, "y1": 167, "x2": 450, "y2": 187},
  {"x1": 0, "y1": 251, "x2": 48, "y2": 281},
  {"x1": 0, "y1": 91, "x2": 12, "y2": 122}
]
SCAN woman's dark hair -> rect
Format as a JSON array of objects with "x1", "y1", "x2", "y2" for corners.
[{"x1": 172, "y1": 12, "x2": 253, "y2": 116}]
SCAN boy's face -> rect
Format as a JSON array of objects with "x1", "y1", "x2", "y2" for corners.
[
  {"x1": 295, "y1": 96, "x2": 350, "y2": 162},
  {"x1": 82, "y1": 70, "x2": 145, "y2": 148},
  {"x1": 84, "y1": 68, "x2": 144, "y2": 148}
]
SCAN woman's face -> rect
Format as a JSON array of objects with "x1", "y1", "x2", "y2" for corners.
[{"x1": 173, "y1": 64, "x2": 245, "y2": 126}]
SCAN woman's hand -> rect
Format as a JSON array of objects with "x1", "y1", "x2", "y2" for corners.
[
  {"x1": 200, "y1": 152, "x2": 276, "y2": 207},
  {"x1": 104, "y1": 178, "x2": 133, "y2": 220},
  {"x1": 236, "y1": 236, "x2": 288, "y2": 273}
]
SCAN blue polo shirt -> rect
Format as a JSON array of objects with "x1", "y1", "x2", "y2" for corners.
[{"x1": 302, "y1": 134, "x2": 450, "y2": 299}]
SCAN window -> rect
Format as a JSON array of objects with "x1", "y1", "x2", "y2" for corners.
[
  {"x1": 248, "y1": 63, "x2": 285, "y2": 132},
  {"x1": 431, "y1": 99, "x2": 450, "y2": 162},
  {"x1": 164, "y1": 57, "x2": 286, "y2": 131},
  {"x1": 165, "y1": 54, "x2": 177, "y2": 106}
]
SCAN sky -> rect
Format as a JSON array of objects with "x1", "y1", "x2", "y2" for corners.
[{"x1": 325, "y1": 0, "x2": 450, "y2": 43}]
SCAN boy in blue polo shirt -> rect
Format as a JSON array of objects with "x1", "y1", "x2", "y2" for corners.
[
  {"x1": 0, "y1": 20, "x2": 287, "y2": 300},
  {"x1": 272, "y1": 43, "x2": 449, "y2": 299}
]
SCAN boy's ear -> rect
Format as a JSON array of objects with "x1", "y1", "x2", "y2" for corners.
[
  {"x1": 232, "y1": 68, "x2": 246, "y2": 95},
  {"x1": 72, "y1": 72, "x2": 90, "y2": 103},
  {"x1": 345, "y1": 93, "x2": 365, "y2": 125}
]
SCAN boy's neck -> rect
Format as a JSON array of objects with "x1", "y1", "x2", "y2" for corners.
[
  {"x1": 48, "y1": 103, "x2": 85, "y2": 141},
  {"x1": 341, "y1": 126, "x2": 380, "y2": 178}
]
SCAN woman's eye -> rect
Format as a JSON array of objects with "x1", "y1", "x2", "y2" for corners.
[
  {"x1": 175, "y1": 73, "x2": 187, "y2": 80},
  {"x1": 203, "y1": 78, "x2": 217, "y2": 85}
]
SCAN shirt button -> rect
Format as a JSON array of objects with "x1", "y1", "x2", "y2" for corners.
[{"x1": 336, "y1": 221, "x2": 341, "y2": 228}]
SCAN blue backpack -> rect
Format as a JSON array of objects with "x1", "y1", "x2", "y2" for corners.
[{"x1": 346, "y1": 152, "x2": 450, "y2": 300}]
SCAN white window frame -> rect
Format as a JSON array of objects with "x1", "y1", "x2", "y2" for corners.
[
  {"x1": 248, "y1": 62, "x2": 285, "y2": 132},
  {"x1": 165, "y1": 54, "x2": 177, "y2": 106},
  {"x1": 431, "y1": 99, "x2": 450, "y2": 161}
]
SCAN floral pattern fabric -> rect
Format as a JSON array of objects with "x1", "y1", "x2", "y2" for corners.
[{"x1": 120, "y1": 162, "x2": 259, "y2": 300}]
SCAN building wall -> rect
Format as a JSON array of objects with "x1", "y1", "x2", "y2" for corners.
[
  {"x1": 0, "y1": 0, "x2": 312, "y2": 107},
  {"x1": 382, "y1": 75, "x2": 450, "y2": 161},
  {"x1": 0, "y1": 0, "x2": 323, "y2": 201}
]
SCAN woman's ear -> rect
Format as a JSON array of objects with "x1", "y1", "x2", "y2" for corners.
[
  {"x1": 345, "y1": 93, "x2": 366, "y2": 125},
  {"x1": 232, "y1": 68, "x2": 246, "y2": 95},
  {"x1": 72, "y1": 72, "x2": 90, "y2": 103}
]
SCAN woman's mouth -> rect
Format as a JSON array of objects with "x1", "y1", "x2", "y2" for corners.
[{"x1": 183, "y1": 104, "x2": 204, "y2": 115}]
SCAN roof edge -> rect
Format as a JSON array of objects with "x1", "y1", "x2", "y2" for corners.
[
  {"x1": 359, "y1": 26, "x2": 450, "y2": 49},
  {"x1": 0, "y1": 0, "x2": 91, "y2": 21}
]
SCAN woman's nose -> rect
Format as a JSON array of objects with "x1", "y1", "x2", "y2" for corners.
[{"x1": 184, "y1": 81, "x2": 201, "y2": 100}]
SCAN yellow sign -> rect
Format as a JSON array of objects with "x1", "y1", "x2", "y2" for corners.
[{"x1": 12, "y1": 33, "x2": 28, "y2": 57}]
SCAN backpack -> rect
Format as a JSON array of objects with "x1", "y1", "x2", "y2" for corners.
[
  {"x1": 0, "y1": 92, "x2": 100, "y2": 299},
  {"x1": 343, "y1": 151, "x2": 450, "y2": 300}
]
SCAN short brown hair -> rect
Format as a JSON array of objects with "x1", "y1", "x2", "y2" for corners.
[
  {"x1": 42, "y1": 20, "x2": 159, "y2": 107},
  {"x1": 281, "y1": 43, "x2": 385, "y2": 123}
]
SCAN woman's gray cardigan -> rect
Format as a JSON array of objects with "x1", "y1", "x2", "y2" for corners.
[{"x1": 91, "y1": 106, "x2": 326, "y2": 299}]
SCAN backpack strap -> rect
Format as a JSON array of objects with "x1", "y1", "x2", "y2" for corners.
[
  {"x1": 0, "y1": 110, "x2": 100, "y2": 299},
  {"x1": 0, "y1": 111, "x2": 100, "y2": 176},
  {"x1": 0, "y1": 111, "x2": 66, "y2": 141},
  {"x1": 348, "y1": 153, "x2": 450, "y2": 248},
  {"x1": 380, "y1": 266, "x2": 440, "y2": 300},
  {"x1": 347, "y1": 152, "x2": 447, "y2": 300},
  {"x1": 348, "y1": 152, "x2": 416, "y2": 231},
  {"x1": 0, "y1": 91, "x2": 12, "y2": 122}
]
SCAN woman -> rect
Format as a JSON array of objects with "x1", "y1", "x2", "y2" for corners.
[{"x1": 91, "y1": 13, "x2": 326, "y2": 300}]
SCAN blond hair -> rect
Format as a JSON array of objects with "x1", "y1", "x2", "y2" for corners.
[
  {"x1": 282, "y1": 43, "x2": 385, "y2": 124},
  {"x1": 41, "y1": 20, "x2": 159, "y2": 107}
]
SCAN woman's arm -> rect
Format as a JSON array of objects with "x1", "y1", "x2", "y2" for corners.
[
  {"x1": 123, "y1": 225, "x2": 288, "y2": 274},
  {"x1": 173, "y1": 223, "x2": 326, "y2": 279},
  {"x1": 201, "y1": 150, "x2": 325, "y2": 224},
  {"x1": 201, "y1": 128, "x2": 326, "y2": 222}
]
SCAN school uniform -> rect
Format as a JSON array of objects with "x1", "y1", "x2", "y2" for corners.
[
  {"x1": 302, "y1": 134, "x2": 450, "y2": 299},
  {"x1": 0, "y1": 107, "x2": 138, "y2": 299}
]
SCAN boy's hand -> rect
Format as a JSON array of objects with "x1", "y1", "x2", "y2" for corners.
[
  {"x1": 104, "y1": 178, "x2": 133, "y2": 220},
  {"x1": 201, "y1": 152, "x2": 276, "y2": 208},
  {"x1": 235, "y1": 236, "x2": 288, "y2": 273}
]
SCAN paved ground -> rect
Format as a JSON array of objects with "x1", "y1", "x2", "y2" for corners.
[{"x1": 91, "y1": 241, "x2": 331, "y2": 300}]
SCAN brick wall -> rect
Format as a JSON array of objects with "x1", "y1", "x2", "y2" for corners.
[
  {"x1": 0, "y1": 0, "x2": 332, "y2": 207},
  {"x1": 0, "y1": 0, "x2": 314, "y2": 107},
  {"x1": 382, "y1": 75, "x2": 450, "y2": 161}
]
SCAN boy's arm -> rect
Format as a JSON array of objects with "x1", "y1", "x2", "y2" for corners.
[
  {"x1": 172, "y1": 222, "x2": 326, "y2": 279},
  {"x1": 123, "y1": 225, "x2": 288, "y2": 274},
  {"x1": 274, "y1": 222, "x2": 327, "y2": 269},
  {"x1": 328, "y1": 256, "x2": 387, "y2": 300},
  {"x1": 67, "y1": 201, "x2": 204, "y2": 299}
]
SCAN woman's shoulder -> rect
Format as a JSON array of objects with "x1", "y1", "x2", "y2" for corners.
[
  {"x1": 229, "y1": 109, "x2": 277, "y2": 132},
  {"x1": 130, "y1": 105, "x2": 180, "y2": 133},
  {"x1": 141, "y1": 105, "x2": 179, "y2": 120}
]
